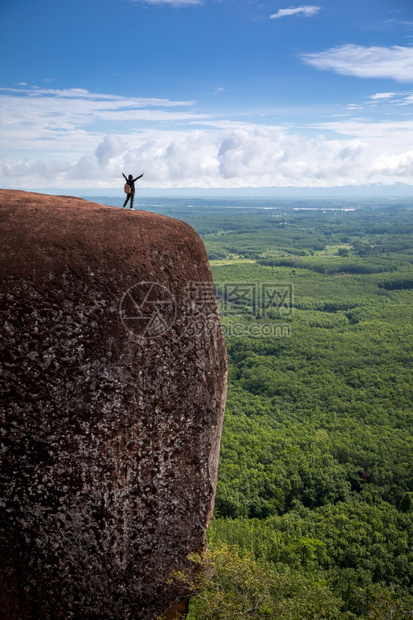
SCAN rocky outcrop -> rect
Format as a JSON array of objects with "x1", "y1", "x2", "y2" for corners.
[{"x1": 0, "y1": 190, "x2": 227, "y2": 619}]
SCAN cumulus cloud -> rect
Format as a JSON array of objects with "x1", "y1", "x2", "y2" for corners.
[
  {"x1": 2, "y1": 84, "x2": 413, "y2": 190},
  {"x1": 270, "y1": 5, "x2": 320, "y2": 19},
  {"x1": 370, "y1": 151, "x2": 413, "y2": 178},
  {"x1": 302, "y1": 45, "x2": 413, "y2": 82},
  {"x1": 95, "y1": 135, "x2": 129, "y2": 167},
  {"x1": 3, "y1": 121, "x2": 413, "y2": 189}
]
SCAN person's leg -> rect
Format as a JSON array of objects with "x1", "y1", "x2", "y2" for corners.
[
  {"x1": 122, "y1": 194, "x2": 130, "y2": 208},
  {"x1": 130, "y1": 192, "x2": 135, "y2": 209}
]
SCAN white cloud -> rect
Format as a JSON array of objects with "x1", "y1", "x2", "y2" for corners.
[
  {"x1": 0, "y1": 86, "x2": 205, "y2": 157},
  {"x1": 370, "y1": 151, "x2": 413, "y2": 178},
  {"x1": 385, "y1": 18, "x2": 413, "y2": 27},
  {"x1": 302, "y1": 45, "x2": 413, "y2": 82},
  {"x1": 3, "y1": 121, "x2": 413, "y2": 189},
  {"x1": 0, "y1": 128, "x2": 357, "y2": 188},
  {"x1": 0, "y1": 86, "x2": 195, "y2": 107},
  {"x1": 2, "y1": 85, "x2": 413, "y2": 189},
  {"x1": 369, "y1": 92, "x2": 397, "y2": 101},
  {"x1": 270, "y1": 6, "x2": 320, "y2": 19},
  {"x1": 354, "y1": 91, "x2": 413, "y2": 107},
  {"x1": 95, "y1": 135, "x2": 129, "y2": 167}
]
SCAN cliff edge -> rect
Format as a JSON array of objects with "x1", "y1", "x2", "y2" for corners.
[{"x1": 0, "y1": 190, "x2": 227, "y2": 619}]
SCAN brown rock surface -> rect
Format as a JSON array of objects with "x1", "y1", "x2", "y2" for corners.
[{"x1": 0, "y1": 190, "x2": 227, "y2": 619}]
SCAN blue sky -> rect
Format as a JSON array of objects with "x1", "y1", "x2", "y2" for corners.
[{"x1": 1, "y1": 0, "x2": 413, "y2": 192}]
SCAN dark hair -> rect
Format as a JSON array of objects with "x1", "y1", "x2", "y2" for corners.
[{"x1": 128, "y1": 174, "x2": 133, "y2": 180}]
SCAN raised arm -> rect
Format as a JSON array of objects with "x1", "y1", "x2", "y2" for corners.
[
  {"x1": 133, "y1": 173, "x2": 144, "y2": 182},
  {"x1": 122, "y1": 172, "x2": 127, "y2": 181}
]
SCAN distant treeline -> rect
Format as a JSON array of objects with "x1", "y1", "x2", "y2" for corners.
[{"x1": 257, "y1": 256, "x2": 400, "y2": 274}]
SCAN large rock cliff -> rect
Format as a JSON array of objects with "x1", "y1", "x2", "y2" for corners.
[{"x1": 0, "y1": 190, "x2": 227, "y2": 619}]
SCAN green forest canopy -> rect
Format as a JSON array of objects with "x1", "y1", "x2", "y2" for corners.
[{"x1": 149, "y1": 199, "x2": 413, "y2": 619}]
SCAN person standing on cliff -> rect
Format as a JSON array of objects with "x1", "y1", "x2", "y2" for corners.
[{"x1": 122, "y1": 172, "x2": 144, "y2": 209}]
